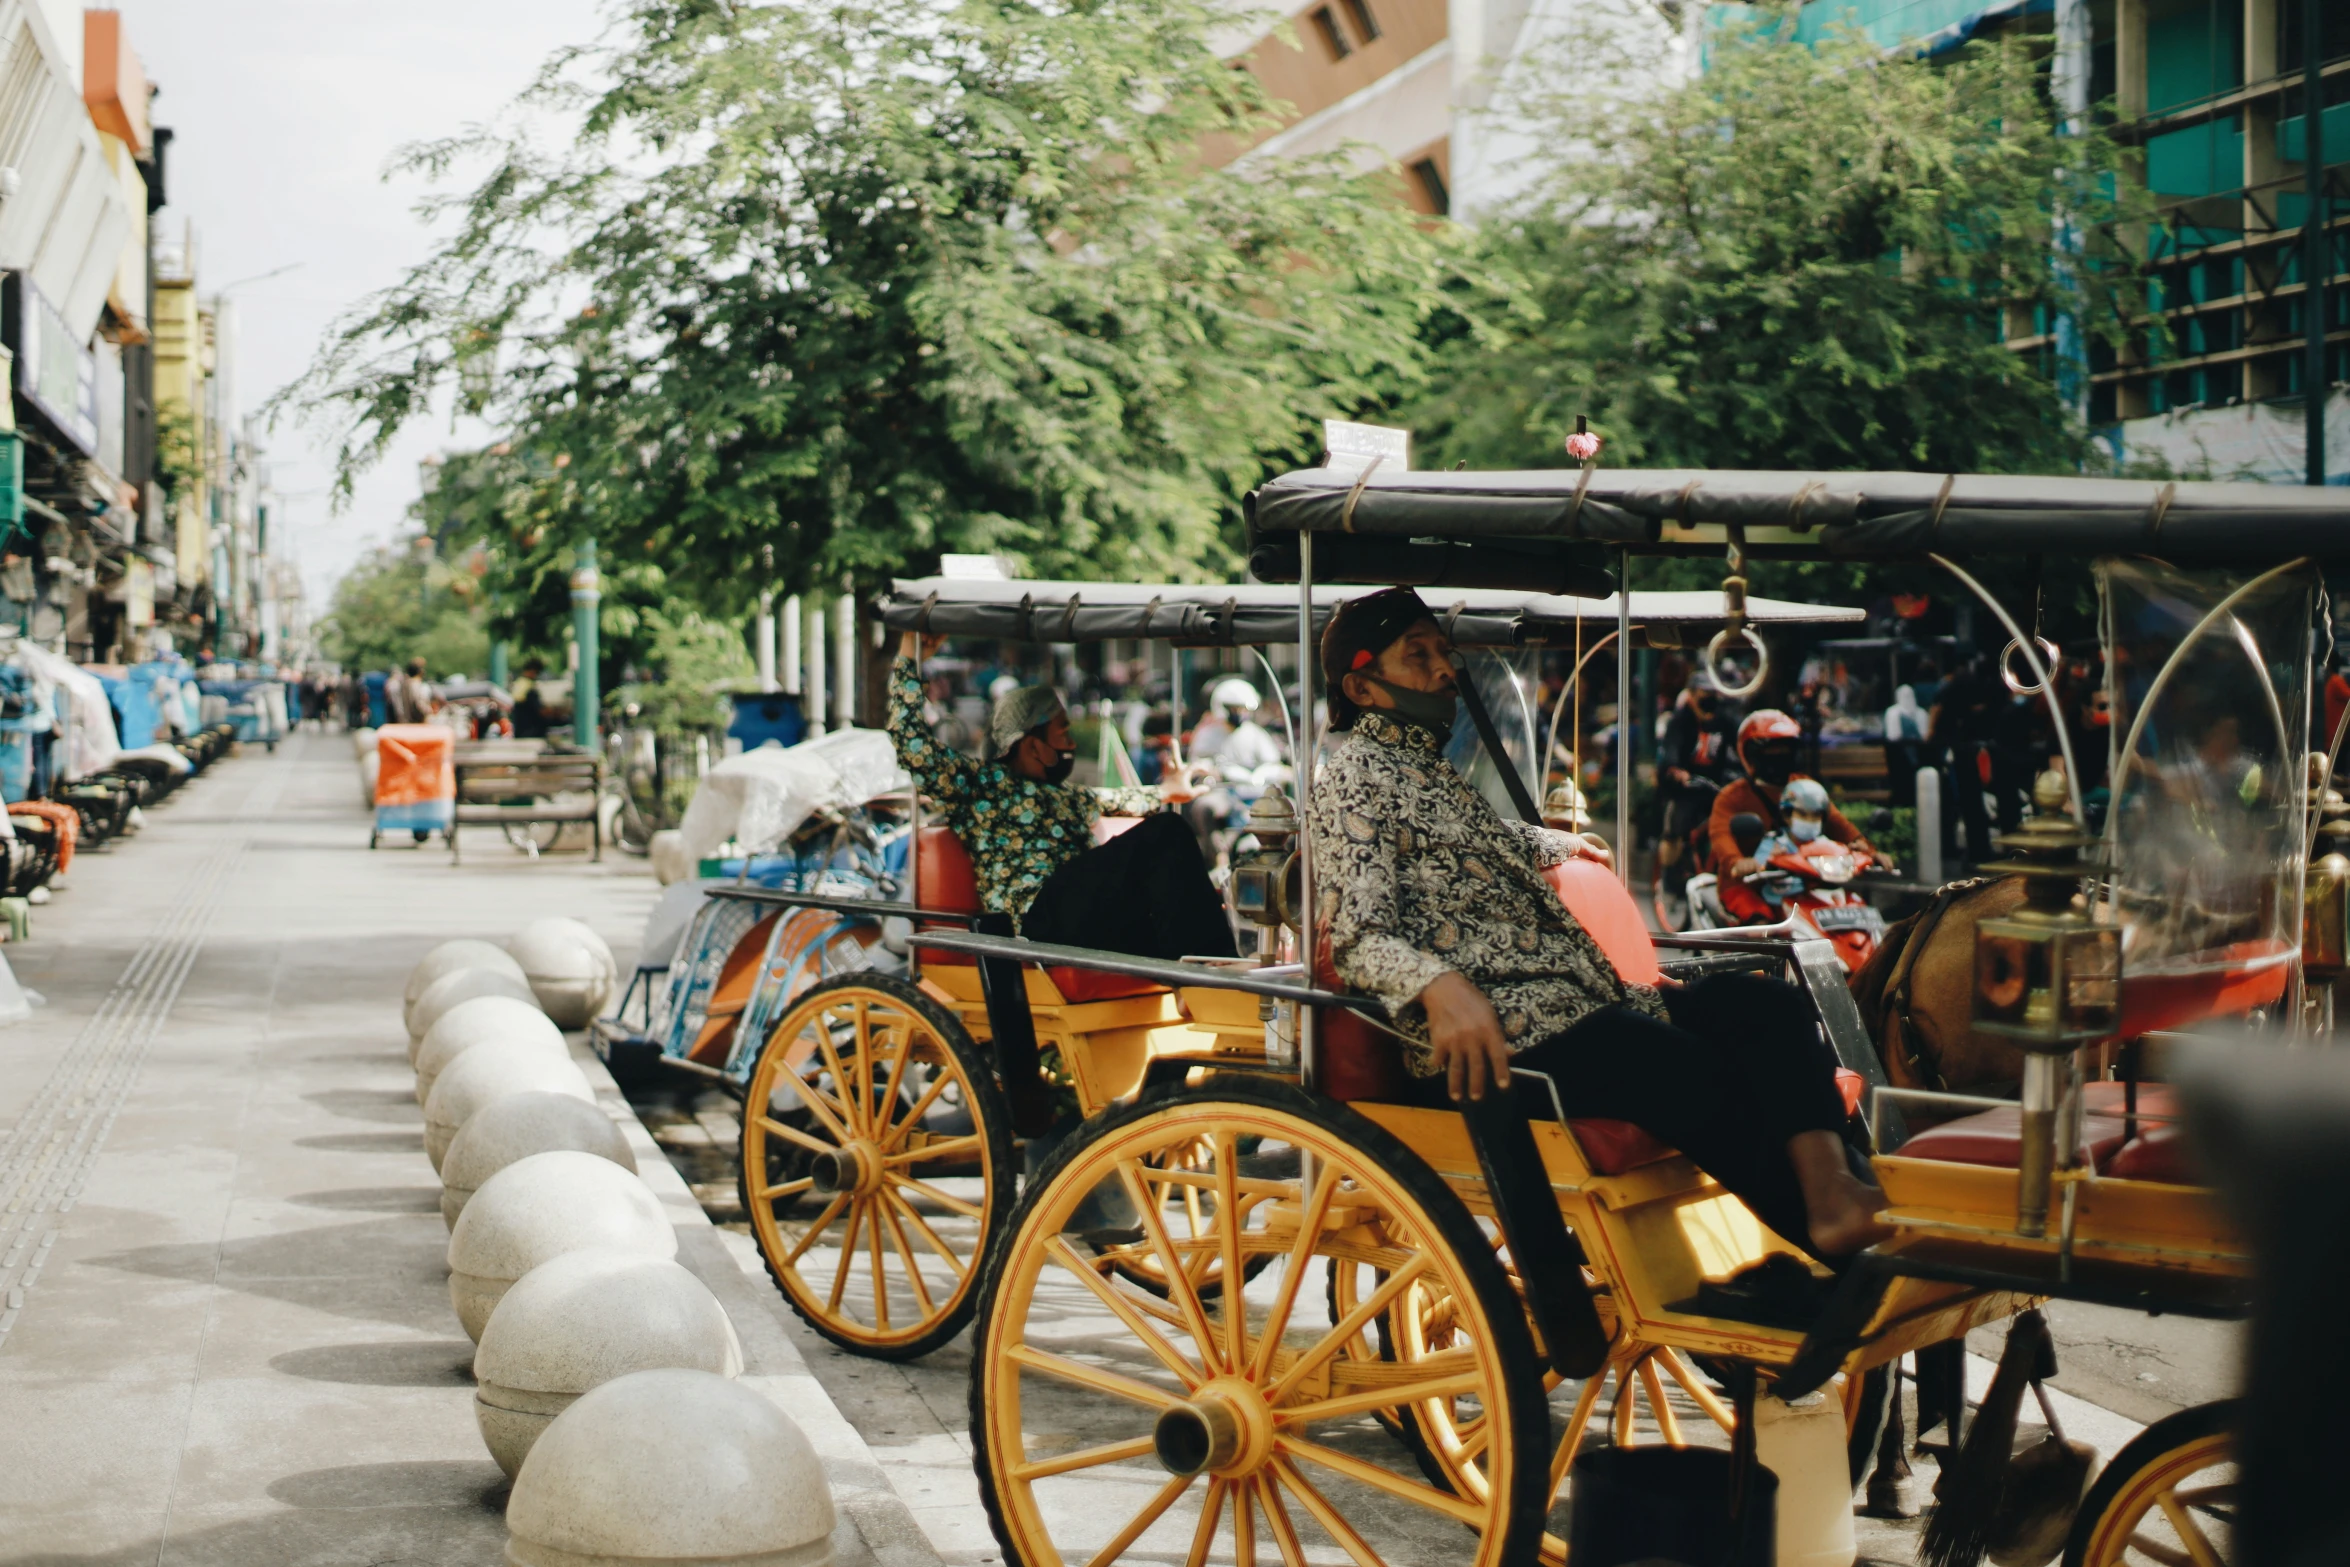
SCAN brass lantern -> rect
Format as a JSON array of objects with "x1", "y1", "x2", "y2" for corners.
[
  {"x1": 1972, "y1": 770, "x2": 2118, "y2": 1237},
  {"x1": 2304, "y1": 801, "x2": 2350, "y2": 983}
]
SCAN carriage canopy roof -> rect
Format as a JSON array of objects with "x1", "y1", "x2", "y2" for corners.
[
  {"x1": 1243, "y1": 467, "x2": 2350, "y2": 564},
  {"x1": 879, "y1": 576, "x2": 1860, "y2": 648}
]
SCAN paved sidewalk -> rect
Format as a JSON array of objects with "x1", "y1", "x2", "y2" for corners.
[{"x1": 0, "y1": 732, "x2": 943, "y2": 1567}]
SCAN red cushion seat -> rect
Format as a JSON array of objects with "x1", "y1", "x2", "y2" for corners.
[{"x1": 1897, "y1": 1082, "x2": 2179, "y2": 1174}]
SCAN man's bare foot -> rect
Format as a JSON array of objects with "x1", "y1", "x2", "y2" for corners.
[
  {"x1": 1788, "y1": 1129, "x2": 1894, "y2": 1256},
  {"x1": 1806, "y1": 1172, "x2": 1895, "y2": 1256}
]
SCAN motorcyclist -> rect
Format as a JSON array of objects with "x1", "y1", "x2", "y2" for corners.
[
  {"x1": 1709, "y1": 710, "x2": 1876, "y2": 924},
  {"x1": 1198, "y1": 678, "x2": 1285, "y2": 792},
  {"x1": 1183, "y1": 677, "x2": 1286, "y2": 851},
  {"x1": 1654, "y1": 672, "x2": 1739, "y2": 926}
]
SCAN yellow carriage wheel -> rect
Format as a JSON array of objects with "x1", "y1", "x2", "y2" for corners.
[
  {"x1": 1089, "y1": 1137, "x2": 1278, "y2": 1302},
  {"x1": 1365, "y1": 1258, "x2": 1732, "y2": 1566},
  {"x1": 968, "y1": 1078, "x2": 1548, "y2": 1567},
  {"x1": 738, "y1": 973, "x2": 1012, "y2": 1361},
  {"x1": 2064, "y1": 1400, "x2": 2236, "y2": 1567}
]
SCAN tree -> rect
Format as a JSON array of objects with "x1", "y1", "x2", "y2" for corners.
[
  {"x1": 291, "y1": 0, "x2": 1470, "y2": 604},
  {"x1": 1413, "y1": 8, "x2": 2154, "y2": 476},
  {"x1": 411, "y1": 444, "x2": 754, "y2": 726},
  {"x1": 317, "y1": 541, "x2": 492, "y2": 678}
]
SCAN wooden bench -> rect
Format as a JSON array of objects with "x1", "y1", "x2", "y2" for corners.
[{"x1": 451, "y1": 745, "x2": 603, "y2": 863}]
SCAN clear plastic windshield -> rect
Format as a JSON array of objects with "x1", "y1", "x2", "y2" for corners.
[
  {"x1": 1446, "y1": 648, "x2": 1552, "y2": 823},
  {"x1": 2101, "y1": 558, "x2": 2314, "y2": 1034}
]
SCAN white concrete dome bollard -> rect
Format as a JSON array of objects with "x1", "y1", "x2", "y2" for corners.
[
  {"x1": 508, "y1": 918, "x2": 619, "y2": 1029},
  {"x1": 505, "y1": 1369, "x2": 835, "y2": 1567},
  {"x1": 447, "y1": 1150, "x2": 675, "y2": 1343},
  {"x1": 415, "y1": 997, "x2": 572, "y2": 1106},
  {"x1": 423, "y1": 1048, "x2": 594, "y2": 1175},
  {"x1": 441, "y1": 1090, "x2": 637, "y2": 1231},
  {"x1": 410, "y1": 966, "x2": 542, "y2": 1054},
  {"x1": 473, "y1": 1250, "x2": 742, "y2": 1478},
  {"x1": 404, "y1": 940, "x2": 528, "y2": 1036}
]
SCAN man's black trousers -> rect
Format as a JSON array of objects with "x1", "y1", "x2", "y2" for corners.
[
  {"x1": 1019, "y1": 812, "x2": 1237, "y2": 962},
  {"x1": 1497, "y1": 973, "x2": 1848, "y2": 1255}
]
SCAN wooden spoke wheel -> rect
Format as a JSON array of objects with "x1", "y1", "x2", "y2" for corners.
[
  {"x1": 1088, "y1": 1136, "x2": 1278, "y2": 1302},
  {"x1": 1372, "y1": 1256, "x2": 1733, "y2": 1567},
  {"x1": 969, "y1": 1078, "x2": 1548, "y2": 1567},
  {"x1": 738, "y1": 974, "x2": 1012, "y2": 1360},
  {"x1": 2064, "y1": 1400, "x2": 2237, "y2": 1567}
]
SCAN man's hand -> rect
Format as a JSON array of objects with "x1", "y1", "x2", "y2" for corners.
[
  {"x1": 1729, "y1": 856, "x2": 1763, "y2": 879},
  {"x1": 1419, "y1": 971, "x2": 1512, "y2": 1102},
  {"x1": 1158, "y1": 762, "x2": 1213, "y2": 805},
  {"x1": 1570, "y1": 833, "x2": 1612, "y2": 866},
  {"x1": 897, "y1": 631, "x2": 947, "y2": 661}
]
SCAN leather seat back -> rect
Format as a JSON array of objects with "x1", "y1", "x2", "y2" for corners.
[{"x1": 916, "y1": 825, "x2": 983, "y2": 966}]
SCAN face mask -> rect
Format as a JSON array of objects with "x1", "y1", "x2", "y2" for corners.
[
  {"x1": 1787, "y1": 815, "x2": 1824, "y2": 845},
  {"x1": 1367, "y1": 676, "x2": 1458, "y2": 735},
  {"x1": 1040, "y1": 748, "x2": 1076, "y2": 785}
]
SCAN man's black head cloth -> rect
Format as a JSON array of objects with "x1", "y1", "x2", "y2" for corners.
[{"x1": 1319, "y1": 587, "x2": 1435, "y2": 731}]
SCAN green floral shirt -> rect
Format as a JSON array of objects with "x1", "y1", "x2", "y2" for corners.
[{"x1": 887, "y1": 657, "x2": 1161, "y2": 923}]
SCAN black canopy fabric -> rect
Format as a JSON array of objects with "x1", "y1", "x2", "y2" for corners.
[
  {"x1": 1243, "y1": 466, "x2": 2350, "y2": 563},
  {"x1": 877, "y1": 577, "x2": 1860, "y2": 647}
]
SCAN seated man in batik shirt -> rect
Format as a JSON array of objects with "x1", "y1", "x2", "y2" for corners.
[
  {"x1": 889, "y1": 632, "x2": 1235, "y2": 965},
  {"x1": 1306, "y1": 588, "x2": 1887, "y2": 1257}
]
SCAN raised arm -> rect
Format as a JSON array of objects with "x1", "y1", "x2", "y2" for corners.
[{"x1": 887, "y1": 641, "x2": 979, "y2": 809}]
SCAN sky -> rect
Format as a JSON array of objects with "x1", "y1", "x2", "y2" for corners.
[{"x1": 112, "y1": 0, "x2": 607, "y2": 615}]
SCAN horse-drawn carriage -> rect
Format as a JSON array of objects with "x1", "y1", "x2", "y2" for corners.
[{"x1": 913, "y1": 467, "x2": 2323, "y2": 1567}]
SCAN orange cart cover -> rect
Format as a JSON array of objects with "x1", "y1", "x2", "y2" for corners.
[{"x1": 375, "y1": 725, "x2": 455, "y2": 807}]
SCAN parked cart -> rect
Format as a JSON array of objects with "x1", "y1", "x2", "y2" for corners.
[{"x1": 371, "y1": 724, "x2": 454, "y2": 849}]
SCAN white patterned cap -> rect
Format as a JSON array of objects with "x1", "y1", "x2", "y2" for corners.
[{"x1": 988, "y1": 686, "x2": 1066, "y2": 754}]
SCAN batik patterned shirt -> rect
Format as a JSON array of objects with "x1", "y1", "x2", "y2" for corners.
[
  {"x1": 1309, "y1": 708, "x2": 1664, "y2": 1075},
  {"x1": 887, "y1": 657, "x2": 1161, "y2": 923}
]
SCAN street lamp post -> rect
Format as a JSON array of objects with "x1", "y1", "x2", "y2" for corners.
[{"x1": 571, "y1": 538, "x2": 601, "y2": 748}]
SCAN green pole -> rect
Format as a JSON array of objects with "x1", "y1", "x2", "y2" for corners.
[
  {"x1": 489, "y1": 639, "x2": 510, "y2": 690},
  {"x1": 571, "y1": 538, "x2": 601, "y2": 748}
]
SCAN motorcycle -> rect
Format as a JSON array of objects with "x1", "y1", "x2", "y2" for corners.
[{"x1": 1685, "y1": 811, "x2": 1892, "y2": 974}]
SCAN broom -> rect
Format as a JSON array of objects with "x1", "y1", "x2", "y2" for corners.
[{"x1": 1919, "y1": 1310, "x2": 2052, "y2": 1567}]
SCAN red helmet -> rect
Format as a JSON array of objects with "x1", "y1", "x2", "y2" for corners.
[{"x1": 1736, "y1": 709, "x2": 1804, "y2": 781}]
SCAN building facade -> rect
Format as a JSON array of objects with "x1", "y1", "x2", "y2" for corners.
[
  {"x1": 1736, "y1": 0, "x2": 2349, "y2": 482},
  {"x1": 0, "y1": 4, "x2": 299, "y2": 669}
]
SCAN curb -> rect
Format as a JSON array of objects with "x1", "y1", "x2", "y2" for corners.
[{"x1": 570, "y1": 1039, "x2": 950, "y2": 1567}]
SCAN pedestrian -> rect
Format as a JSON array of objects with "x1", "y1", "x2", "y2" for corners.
[
  {"x1": 1882, "y1": 683, "x2": 1929, "y2": 809},
  {"x1": 511, "y1": 659, "x2": 551, "y2": 740},
  {"x1": 1930, "y1": 651, "x2": 2008, "y2": 864}
]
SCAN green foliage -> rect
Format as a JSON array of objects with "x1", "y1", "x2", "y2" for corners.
[
  {"x1": 317, "y1": 543, "x2": 493, "y2": 679},
  {"x1": 415, "y1": 445, "x2": 752, "y2": 726},
  {"x1": 291, "y1": 0, "x2": 1472, "y2": 602},
  {"x1": 154, "y1": 401, "x2": 201, "y2": 498},
  {"x1": 607, "y1": 601, "x2": 755, "y2": 732},
  {"x1": 1414, "y1": 8, "x2": 2155, "y2": 475}
]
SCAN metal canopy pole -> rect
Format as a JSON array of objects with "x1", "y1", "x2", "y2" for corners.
[
  {"x1": 1616, "y1": 550, "x2": 1632, "y2": 886},
  {"x1": 1296, "y1": 533, "x2": 1318, "y2": 1088},
  {"x1": 2308, "y1": 0, "x2": 2329, "y2": 487}
]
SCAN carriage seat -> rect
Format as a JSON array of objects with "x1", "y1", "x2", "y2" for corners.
[
  {"x1": 913, "y1": 824, "x2": 1164, "y2": 1002},
  {"x1": 1315, "y1": 852, "x2": 1862, "y2": 1174},
  {"x1": 1895, "y1": 1081, "x2": 2191, "y2": 1180}
]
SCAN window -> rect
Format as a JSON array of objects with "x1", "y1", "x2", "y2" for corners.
[
  {"x1": 1343, "y1": 0, "x2": 1382, "y2": 42},
  {"x1": 1310, "y1": 6, "x2": 1352, "y2": 60},
  {"x1": 1411, "y1": 157, "x2": 1450, "y2": 216}
]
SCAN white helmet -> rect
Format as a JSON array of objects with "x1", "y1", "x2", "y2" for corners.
[{"x1": 1208, "y1": 678, "x2": 1261, "y2": 715}]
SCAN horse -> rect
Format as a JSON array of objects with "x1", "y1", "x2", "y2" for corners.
[{"x1": 1849, "y1": 874, "x2": 2030, "y2": 1098}]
